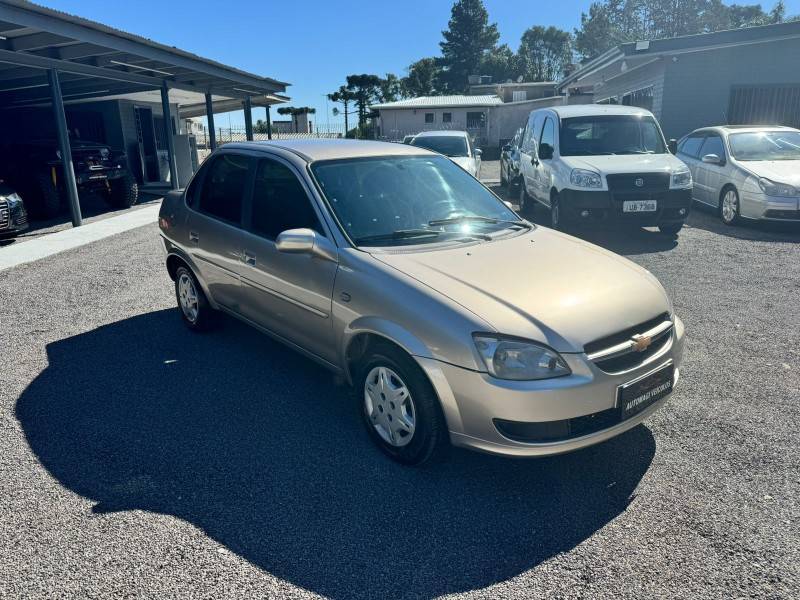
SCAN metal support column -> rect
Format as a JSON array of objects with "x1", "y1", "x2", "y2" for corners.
[
  {"x1": 266, "y1": 105, "x2": 272, "y2": 140},
  {"x1": 48, "y1": 69, "x2": 82, "y2": 227},
  {"x1": 160, "y1": 81, "x2": 179, "y2": 189},
  {"x1": 243, "y1": 97, "x2": 253, "y2": 141},
  {"x1": 205, "y1": 92, "x2": 217, "y2": 151}
]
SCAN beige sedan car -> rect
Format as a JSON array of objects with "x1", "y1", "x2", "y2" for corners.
[{"x1": 159, "y1": 139, "x2": 685, "y2": 465}]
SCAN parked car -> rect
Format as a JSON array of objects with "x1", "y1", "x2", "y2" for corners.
[
  {"x1": 0, "y1": 139, "x2": 138, "y2": 219},
  {"x1": 518, "y1": 105, "x2": 692, "y2": 235},
  {"x1": 158, "y1": 139, "x2": 685, "y2": 466},
  {"x1": 410, "y1": 130, "x2": 482, "y2": 178},
  {"x1": 500, "y1": 127, "x2": 523, "y2": 190},
  {"x1": 0, "y1": 180, "x2": 28, "y2": 238},
  {"x1": 677, "y1": 125, "x2": 800, "y2": 225},
  {"x1": 402, "y1": 135, "x2": 415, "y2": 145}
]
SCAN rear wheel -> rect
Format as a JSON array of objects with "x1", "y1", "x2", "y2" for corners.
[
  {"x1": 107, "y1": 173, "x2": 139, "y2": 208},
  {"x1": 519, "y1": 184, "x2": 532, "y2": 215},
  {"x1": 174, "y1": 266, "x2": 217, "y2": 331},
  {"x1": 355, "y1": 344, "x2": 448, "y2": 466},
  {"x1": 30, "y1": 172, "x2": 62, "y2": 219},
  {"x1": 720, "y1": 186, "x2": 739, "y2": 225}
]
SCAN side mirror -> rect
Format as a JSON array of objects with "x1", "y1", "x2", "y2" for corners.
[
  {"x1": 503, "y1": 200, "x2": 514, "y2": 210},
  {"x1": 668, "y1": 139, "x2": 678, "y2": 154},
  {"x1": 474, "y1": 148, "x2": 483, "y2": 157},
  {"x1": 702, "y1": 153, "x2": 723, "y2": 165},
  {"x1": 538, "y1": 142, "x2": 554, "y2": 160},
  {"x1": 276, "y1": 228, "x2": 337, "y2": 262}
]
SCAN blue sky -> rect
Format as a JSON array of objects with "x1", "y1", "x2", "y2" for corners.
[{"x1": 42, "y1": 0, "x2": 800, "y2": 127}]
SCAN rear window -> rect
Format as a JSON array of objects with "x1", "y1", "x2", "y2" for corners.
[{"x1": 410, "y1": 135, "x2": 469, "y2": 157}]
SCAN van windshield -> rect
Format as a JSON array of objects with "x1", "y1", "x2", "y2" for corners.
[{"x1": 559, "y1": 115, "x2": 667, "y2": 156}]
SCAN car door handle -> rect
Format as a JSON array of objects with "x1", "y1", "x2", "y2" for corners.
[
  {"x1": 189, "y1": 231, "x2": 199, "y2": 243},
  {"x1": 243, "y1": 251, "x2": 256, "y2": 266}
]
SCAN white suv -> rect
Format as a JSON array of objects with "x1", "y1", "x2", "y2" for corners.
[{"x1": 518, "y1": 105, "x2": 693, "y2": 235}]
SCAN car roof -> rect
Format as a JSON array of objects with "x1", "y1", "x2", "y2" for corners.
[
  {"x1": 541, "y1": 104, "x2": 656, "y2": 119},
  {"x1": 412, "y1": 130, "x2": 469, "y2": 138},
  {"x1": 687, "y1": 125, "x2": 799, "y2": 136},
  {"x1": 222, "y1": 139, "x2": 434, "y2": 162}
]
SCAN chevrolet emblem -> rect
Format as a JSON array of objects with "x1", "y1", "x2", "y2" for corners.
[{"x1": 631, "y1": 333, "x2": 652, "y2": 352}]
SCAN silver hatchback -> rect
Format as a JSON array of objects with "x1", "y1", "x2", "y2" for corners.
[
  {"x1": 677, "y1": 126, "x2": 800, "y2": 224},
  {"x1": 159, "y1": 140, "x2": 684, "y2": 465}
]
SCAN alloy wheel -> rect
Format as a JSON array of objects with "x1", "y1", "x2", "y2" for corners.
[
  {"x1": 177, "y1": 273, "x2": 199, "y2": 323},
  {"x1": 364, "y1": 366, "x2": 416, "y2": 447},
  {"x1": 721, "y1": 189, "x2": 738, "y2": 224}
]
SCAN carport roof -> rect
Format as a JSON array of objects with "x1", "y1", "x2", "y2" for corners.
[{"x1": 0, "y1": 0, "x2": 289, "y2": 107}]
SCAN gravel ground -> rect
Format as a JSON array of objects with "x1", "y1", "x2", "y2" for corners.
[{"x1": 1, "y1": 199, "x2": 799, "y2": 599}]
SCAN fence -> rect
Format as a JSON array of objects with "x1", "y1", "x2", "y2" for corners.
[{"x1": 194, "y1": 124, "x2": 351, "y2": 150}]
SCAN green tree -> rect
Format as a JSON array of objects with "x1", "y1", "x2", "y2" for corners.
[
  {"x1": 517, "y1": 26, "x2": 573, "y2": 82},
  {"x1": 380, "y1": 73, "x2": 404, "y2": 102},
  {"x1": 477, "y1": 44, "x2": 518, "y2": 83},
  {"x1": 276, "y1": 106, "x2": 316, "y2": 133},
  {"x1": 328, "y1": 86, "x2": 357, "y2": 137},
  {"x1": 438, "y1": 0, "x2": 500, "y2": 92},
  {"x1": 345, "y1": 74, "x2": 383, "y2": 129},
  {"x1": 401, "y1": 57, "x2": 441, "y2": 96}
]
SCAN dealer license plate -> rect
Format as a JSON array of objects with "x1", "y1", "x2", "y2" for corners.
[
  {"x1": 617, "y1": 363, "x2": 674, "y2": 420},
  {"x1": 623, "y1": 200, "x2": 657, "y2": 212}
]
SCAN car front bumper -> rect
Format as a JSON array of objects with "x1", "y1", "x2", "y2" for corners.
[
  {"x1": 560, "y1": 187, "x2": 692, "y2": 225},
  {"x1": 741, "y1": 190, "x2": 800, "y2": 221},
  {"x1": 0, "y1": 201, "x2": 29, "y2": 237},
  {"x1": 417, "y1": 316, "x2": 685, "y2": 457}
]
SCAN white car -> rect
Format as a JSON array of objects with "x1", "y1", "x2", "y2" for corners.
[
  {"x1": 410, "y1": 130, "x2": 482, "y2": 178},
  {"x1": 518, "y1": 105, "x2": 692, "y2": 235},
  {"x1": 676, "y1": 125, "x2": 800, "y2": 225}
]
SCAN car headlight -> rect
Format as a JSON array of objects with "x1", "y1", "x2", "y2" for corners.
[
  {"x1": 473, "y1": 335, "x2": 571, "y2": 381},
  {"x1": 758, "y1": 177, "x2": 798, "y2": 197},
  {"x1": 570, "y1": 169, "x2": 602, "y2": 189},
  {"x1": 5, "y1": 192, "x2": 22, "y2": 208},
  {"x1": 100, "y1": 148, "x2": 110, "y2": 159},
  {"x1": 671, "y1": 168, "x2": 692, "y2": 188}
]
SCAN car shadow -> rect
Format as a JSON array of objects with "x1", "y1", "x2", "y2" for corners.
[{"x1": 16, "y1": 309, "x2": 656, "y2": 599}]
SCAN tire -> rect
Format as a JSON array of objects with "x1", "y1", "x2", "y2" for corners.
[
  {"x1": 658, "y1": 222, "x2": 683, "y2": 236},
  {"x1": 355, "y1": 343, "x2": 449, "y2": 466},
  {"x1": 174, "y1": 266, "x2": 217, "y2": 332},
  {"x1": 107, "y1": 173, "x2": 139, "y2": 208},
  {"x1": 519, "y1": 184, "x2": 532, "y2": 215},
  {"x1": 500, "y1": 165, "x2": 507, "y2": 188},
  {"x1": 30, "y1": 172, "x2": 62, "y2": 219},
  {"x1": 719, "y1": 186, "x2": 739, "y2": 226},
  {"x1": 550, "y1": 192, "x2": 564, "y2": 230}
]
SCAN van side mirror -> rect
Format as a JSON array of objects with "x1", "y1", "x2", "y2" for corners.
[
  {"x1": 276, "y1": 228, "x2": 337, "y2": 262},
  {"x1": 668, "y1": 139, "x2": 678, "y2": 154},
  {"x1": 538, "y1": 142, "x2": 554, "y2": 160},
  {"x1": 474, "y1": 148, "x2": 482, "y2": 157}
]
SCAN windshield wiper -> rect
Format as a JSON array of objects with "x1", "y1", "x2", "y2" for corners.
[
  {"x1": 354, "y1": 229, "x2": 441, "y2": 245},
  {"x1": 428, "y1": 215, "x2": 531, "y2": 229}
]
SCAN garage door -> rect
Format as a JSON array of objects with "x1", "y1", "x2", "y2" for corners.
[{"x1": 728, "y1": 85, "x2": 800, "y2": 129}]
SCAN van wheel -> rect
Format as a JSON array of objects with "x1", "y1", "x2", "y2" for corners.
[
  {"x1": 550, "y1": 193, "x2": 564, "y2": 230},
  {"x1": 519, "y1": 185, "x2": 532, "y2": 214},
  {"x1": 720, "y1": 186, "x2": 739, "y2": 225},
  {"x1": 174, "y1": 266, "x2": 217, "y2": 331},
  {"x1": 355, "y1": 343, "x2": 448, "y2": 466}
]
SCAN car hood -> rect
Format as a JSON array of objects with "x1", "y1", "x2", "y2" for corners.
[
  {"x1": 449, "y1": 156, "x2": 477, "y2": 175},
  {"x1": 371, "y1": 228, "x2": 672, "y2": 353},
  {"x1": 737, "y1": 160, "x2": 800, "y2": 185},
  {"x1": 560, "y1": 153, "x2": 686, "y2": 174}
]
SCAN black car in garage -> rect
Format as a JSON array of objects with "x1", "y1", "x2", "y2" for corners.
[
  {"x1": 0, "y1": 139, "x2": 138, "y2": 219},
  {"x1": 0, "y1": 180, "x2": 28, "y2": 238}
]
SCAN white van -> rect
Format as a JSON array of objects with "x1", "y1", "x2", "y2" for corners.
[{"x1": 518, "y1": 105, "x2": 692, "y2": 235}]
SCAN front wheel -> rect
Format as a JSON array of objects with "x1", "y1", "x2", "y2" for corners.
[
  {"x1": 550, "y1": 194, "x2": 564, "y2": 230},
  {"x1": 356, "y1": 344, "x2": 448, "y2": 466},
  {"x1": 720, "y1": 187, "x2": 739, "y2": 225},
  {"x1": 519, "y1": 184, "x2": 532, "y2": 215},
  {"x1": 107, "y1": 173, "x2": 139, "y2": 208},
  {"x1": 174, "y1": 266, "x2": 217, "y2": 331}
]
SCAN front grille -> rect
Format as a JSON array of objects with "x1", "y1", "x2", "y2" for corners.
[
  {"x1": 494, "y1": 407, "x2": 621, "y2": 444},
  {"x1": 606, "y1": 172, "x2": 670, "y2": 193},
  {"x1": 0, "y1": 199, "x2": 9, "y2": 229},
  {"x1": 585, "y1": 312, "x2": 672, "y2": 373}
]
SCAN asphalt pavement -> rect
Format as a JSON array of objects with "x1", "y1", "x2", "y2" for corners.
[{"x1": 1, "y1": 194, "x2": 798, "y2": 598}]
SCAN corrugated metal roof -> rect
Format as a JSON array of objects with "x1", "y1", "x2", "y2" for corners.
[{"x1": 372, "y1": 95, "x2": 503, "y2": 110}]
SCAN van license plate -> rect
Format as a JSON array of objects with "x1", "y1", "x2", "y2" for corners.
[{"x1": 623, "y1": 200, "x2": 657, "y2": 212}]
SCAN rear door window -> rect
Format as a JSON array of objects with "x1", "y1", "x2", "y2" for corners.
[
  {"x1": 678, "y1": 135, "x2": 704, "y2": 159},
  {"x1": 197, "y1": 153, "x2": 250, "y2": 225},
  {"x1": 699, "y1": 135, "x2": 725, "y2": 159}
]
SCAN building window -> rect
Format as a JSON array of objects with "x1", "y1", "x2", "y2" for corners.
[
  {"x1": 729, "y1": 85, "x2": 800, "y2": 129},
  {"x1": 466, "y1": 112, "x2": 485, "y2": 129},
  {"x1": 442, "y1": 112, "x2": 452, "y2": 123},
  {"x1": 512, "y1": 90, "x2": 527, "y2": 102},
  {"x1": 424, "y1": 113, "x2": 434, "y2": 123},
  {"x1": 621, "y1": 86, "x2": 654, "y2": 111}
]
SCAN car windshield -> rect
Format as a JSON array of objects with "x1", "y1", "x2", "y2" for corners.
[
  {"x1": 310, "y1": 155, "x2": 524, "y2": 246},
  {"x1": 410, "y1": 135, "x2": 469, "y2": 157},
  {"x1": 728, "y1": 131, "x2": 800, "y2": 161},
  {"x1": 560, "y1": 115, "x2": 667, "y2": 156}
]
